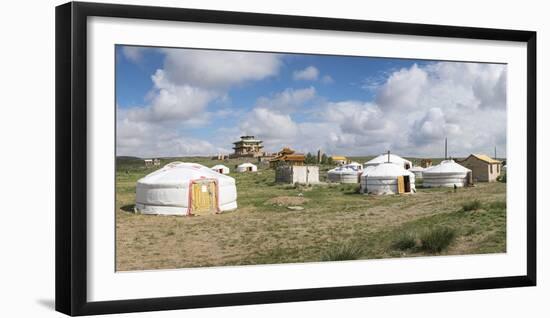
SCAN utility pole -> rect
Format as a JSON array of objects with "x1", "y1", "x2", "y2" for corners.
[{"x1": 445, "y1": 137, "x2": 448, "y2": 160}]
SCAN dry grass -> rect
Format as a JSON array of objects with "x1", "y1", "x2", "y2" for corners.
[{"x1": 116, "y1": 157, "x2": 506, "y2": 271}]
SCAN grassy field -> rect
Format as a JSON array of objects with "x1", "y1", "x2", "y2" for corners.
[{"x1": 116, "y1": 157, "x2": 506, "y2": 271}]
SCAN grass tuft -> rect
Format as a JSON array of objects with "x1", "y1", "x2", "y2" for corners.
[
  {"x1": 462, "y1": 200, "x2": 482, "y2": 211},
  {"x1": 392, "y1": 232, "x2": 417, "y2": 250},
  {"x1": 420, "y1": 227, "x2": 456, "y2": 253},
  {"x1": 488, "y1": 200, "x2": 506, "y2": 210},
  {"x1": 321, "y1": 242, "x2": 364, "y2": 261}
]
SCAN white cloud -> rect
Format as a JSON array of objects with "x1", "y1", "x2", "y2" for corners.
[
  {"x1": 293, "y1": 66, "x2": 320, "y2": 81},
  {"x1": 161, "y1": 49, "x2": 281, "y2": 89},
  {"x1": 256, "y1": 87, "x2": 316, "y2": 113},
  {"x1": 116, "y1": 110, "x2": 232, "y2": 158},
  {"x1": 118, "y1": 49, "x2": 507, "y2": 159},
  {"x1": 376, "y1": 64, "x2": 428, "y2": 110},
  {"x1": 117, "y1": 47, "x2": 285, "y2": 157},
  {"x1": 121, "y1": 46, "x2": 146, "y2": 63},
  {"x1": 321, "y1": 75, "x2": 334, "y2": 84},
  {"x1": 240, "y1": 108, "x2": 299, "y2": 142}
]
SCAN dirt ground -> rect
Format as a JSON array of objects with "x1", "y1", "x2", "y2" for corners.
[{"x1": 115, "y1": 157, "x2": 506, "y2": 271}]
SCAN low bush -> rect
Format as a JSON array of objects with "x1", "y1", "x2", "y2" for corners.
[{"x1": 420, "y1": 227, "x2": 456, "y2": 253}]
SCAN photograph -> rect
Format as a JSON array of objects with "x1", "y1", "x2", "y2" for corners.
[{"x1": 115, "y1": 45, "x2": 507, "y2": 271}]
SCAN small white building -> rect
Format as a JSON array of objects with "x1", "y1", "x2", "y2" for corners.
[
  {"x1": 276, "y1": 165, "x2": 319, "y2": 184},
  {"x1": 211, "y1": 164, "x2": 230, "y2": 174},
  {"x1": 144, "y1": 158, "x2": 161, "y2": 167},
  {"x1": 236, "y1": 162, "x2": 258, "y2": 172},
  {"x1": 360, "y1": 162, "x2": 416, "y2": 195},
  {"x1": 135, "y1": 162, "x2": 237, "y2": 216}
]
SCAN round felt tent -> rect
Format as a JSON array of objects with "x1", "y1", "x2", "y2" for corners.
[
  {"x1": 422, "y1": 160, "x2": 472, "y2": 188},
  {"x1": 135, "y1": 162, "x2": 237, "y2": 216},
  {"x1": 360, "y1": 162, "x2": 416, "y2": 195},
  {"x1": 327, "y1": 164, "x2": 362, "y2": 183},
  {"x1": 408, "y1": 166, "x2": 425, "y2": 179},
  {"x1": 364, "y1": 153, "x2": 412, "y2": 170},
  {"x1": 346, "y1": 161, "x2": 364, "y2": 171},
  {"x1": 211, "y1": 164, "x2": 230, "y2": 174},
  {"x1": 236, "y1": 162, "x2": 257, "y2": 172}
]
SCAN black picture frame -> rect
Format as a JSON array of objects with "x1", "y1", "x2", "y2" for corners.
[{"x1": 55, "y1": 1, "x2": 537, "y2": 316}]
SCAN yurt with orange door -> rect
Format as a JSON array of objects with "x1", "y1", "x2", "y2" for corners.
[
  {"x1": 135, "y1": 162, "x2": 237, "y2": 216},
  {"x1": 360, "y1": 162, "x2": 416, "y2": 195}
]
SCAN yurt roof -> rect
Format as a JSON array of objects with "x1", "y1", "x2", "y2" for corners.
[
  {"x1": 138, "y1": 162, "x2": 234, "y2": 187},
  {"x1": 365, "y1": 153, "x2": 412, "y2": 166},
  {"x1": 423, "y1": 160, "x2": 471, "y2": 174},
  {"x1": 362, "y1": 165, "x2": 376, "y2": 175},
  {"x1": 362, "y1": 162, "x2": 412, "y2": 177},
  {"x1": 342, "y1": 162, "x2": 363, "y2": 170},
  {"x1": 328, "y1": 166, "x2": 360, "y2": 174},
  {"x1": 409, "y1": 166, "x2": 425, "y2": 172},
  {"x1": 238, "y1": 162, "x2": 257, "y2": 168}
]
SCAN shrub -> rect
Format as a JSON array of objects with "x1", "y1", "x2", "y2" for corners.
[
  {"x1": 497, "y1": 173, "x2": 507, "y2": 183},
  {"x1": 392, "y1": 232, "x2": 417, "y2": 250},
  {"x1": 321, "y1": 243, "x2": 363, "y2": 261},
  {"x1": 462, "y1": 200, "x2": 482, "y2": 211},
  {"x1": 420, "y1": 227, "x2": 456, "y2": 253}
]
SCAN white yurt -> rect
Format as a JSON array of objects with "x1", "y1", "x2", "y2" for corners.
[
  {"x1": 360, "y1": 162, "x2": 416, "y2": 195},
  {"x1": 211, "y1": 164, "x2": 230, "y2": 174},
  {"x1": 346, "y1": 161, "x2": 364, "y2": 171},
  {"x1": 135, "y1": 162, "x2": 237, "y2": 216},
  {"x1": 327, "y1": 165, "x2": 361, "y2": 183},
  {"x1": 422, "y1": 160, "x2": 472, "y2": 188},
  {"x1": 236, "y1": 162, "x2": 257, "y2": 172},
  {"x1": 408, "y1": 166, "x2": 425, "y2": 179},
  {"x1": 365, "y1": 153, "x2": 412, "y2": 170}
]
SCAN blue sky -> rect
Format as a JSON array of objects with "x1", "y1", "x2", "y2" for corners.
[{"x1": 116, "y1": 45, "x2": 507, "y2": 158}]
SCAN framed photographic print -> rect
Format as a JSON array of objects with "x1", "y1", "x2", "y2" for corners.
[{"x1": 55, "y1": 1, "x2": 536, "y2": 316}]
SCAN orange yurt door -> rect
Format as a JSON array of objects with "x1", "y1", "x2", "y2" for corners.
[{"x1": 397, "y1": 176, "x2": 405, "y2": 194}]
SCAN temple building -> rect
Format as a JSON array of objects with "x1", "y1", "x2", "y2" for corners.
[
  {"x1": 269, "y1": 147, "x2": 305, "y2": 168},
  {"x1": 231, "y1": 136, "x2": 265, "y2": 158}
]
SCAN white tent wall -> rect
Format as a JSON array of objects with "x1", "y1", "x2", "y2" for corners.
[
  {"x1": 327, "y1": 169, "x2": 360, "y2": 183},
  {"x1": 422, "y1": 174, "x2": 469, "y2": 188}
]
